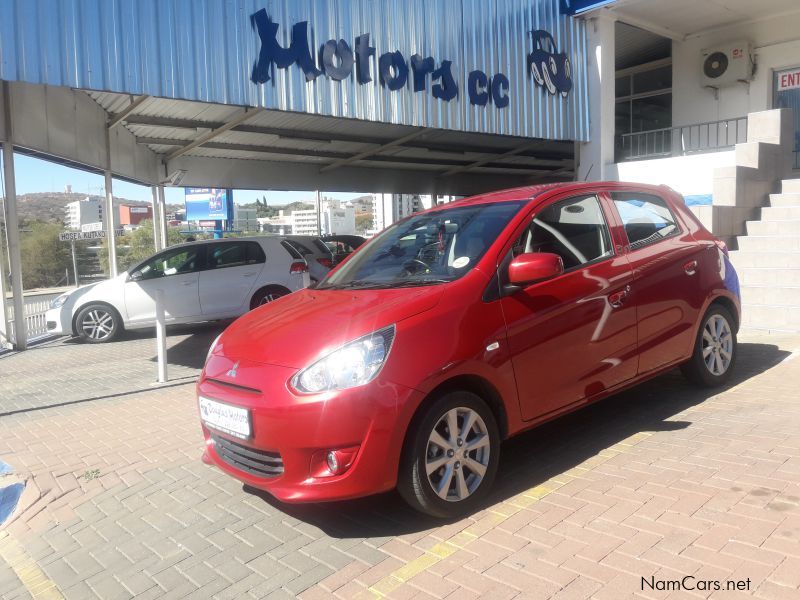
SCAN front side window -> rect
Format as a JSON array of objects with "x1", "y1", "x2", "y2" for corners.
[
  {"x1": 319, "y1": 200, "x2": 526, "y2": 289},
  {"x1": 611, "y1": 192, "x2": 679, "y2": 250},
  {"x1": 513, "y1": 195, "x2": 613, "y2": 271},
  {"x1": 134, "y1": 246, "x2": 202, "y2": 280}
]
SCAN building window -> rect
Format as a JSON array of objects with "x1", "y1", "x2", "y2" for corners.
[{"x1": 615, "y1": 61, "x2": 672, "y2": 160}]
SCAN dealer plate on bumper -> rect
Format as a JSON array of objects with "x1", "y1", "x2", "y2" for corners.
[{"x1": 199, "y1": 396, "x2": 251, "y2": 439}]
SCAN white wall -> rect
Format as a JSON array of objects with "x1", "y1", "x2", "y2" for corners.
[
  {"x1": 672, "y1": 12, "x2": 800, "y2": 126},
  {"x1": 608, "y1": 150, "x2": 735, "y2": 196}
]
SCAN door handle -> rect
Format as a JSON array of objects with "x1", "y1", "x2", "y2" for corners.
[
  {"x1": 180, "y1": 281, "x2": 194, "y2": 286},
  {"x1": 609, "y1": 285, "x2": 631, "y2": 308},
  {"x1": 683, "y1": 260, "x2": 698, "y2": 276},
  {"x1": 243, "y1": 272, "x2": 257, "y2": 278}
]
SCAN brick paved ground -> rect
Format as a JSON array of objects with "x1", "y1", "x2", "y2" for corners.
[{"x1": 0, "y1": 330, "x2": 799, "y2": 599}]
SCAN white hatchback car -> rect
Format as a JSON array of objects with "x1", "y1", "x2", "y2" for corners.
[{"x1": 46, "y1": 236, "x2": 310, "y2": 343}]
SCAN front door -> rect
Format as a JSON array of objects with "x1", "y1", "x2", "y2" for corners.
[
  {"x1": 124, "y1": 245, "x2": 205, "y2": 323},
  {"x1": 500, "y1": 194, "x2": 638, "y2": 422}
]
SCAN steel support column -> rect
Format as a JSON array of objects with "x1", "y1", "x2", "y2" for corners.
[
  {"x1": 157, "y1": 186, "x2": 168, "y2": 247},
  {"x1": 151, "y1": 185, "x2": 163, "y2": 251},
  {"x1": 1, "y1": 82, "x2": 27, "y2": 350},
  {"x1": 104, "y1": 126, "x2": 118, "y2": 277}
]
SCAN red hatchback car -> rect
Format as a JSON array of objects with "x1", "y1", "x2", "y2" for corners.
[{"x1": 198, "y1": 182, "x2": 740, "y2": 518}]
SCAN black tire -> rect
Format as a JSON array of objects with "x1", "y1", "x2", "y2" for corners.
[
  {"x1": 249, "y1": 285, "x2": 291, "y2": 310},
  {"x1": 680, "y1": 304, "x2": 737, "y2": 387},
  {"x1": 398, "y1": 391, "x2": 500, "y2": 519},
  {"x1": 75, "y1": 303, "x2": 122, "y2": 343}
]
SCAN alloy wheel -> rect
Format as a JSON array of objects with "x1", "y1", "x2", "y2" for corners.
[
  {"x1": 81, "y1": 309, "x2": 115, "y2": 341},
  {"x1": 702, "y1": 314, "x2": 733, "y2": 376},
  {"x1": 425, "y1": 407, "x2": 490, "y2": 502}
]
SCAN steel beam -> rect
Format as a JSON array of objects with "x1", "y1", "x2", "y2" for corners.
[
  {"x1": 165, "y1": 107, "x2": 261, "y2": 162},
  {"x1": 108, "y1": 95, "x2": 150, "y2": 129},
  {"x1": 439, "y1": 141, "x2": 554, "y2": 177},
  {"x1": 1, "y1": 82, "x2": 26, "y2": 350}
]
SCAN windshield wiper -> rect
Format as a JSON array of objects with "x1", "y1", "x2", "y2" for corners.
[{"x1": 390, "y1": 278, "x2": 451, "y2": 288}]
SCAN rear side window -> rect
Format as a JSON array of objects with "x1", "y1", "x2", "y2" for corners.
[
  {"x1": 207, "y1": 241, "x2": 266, "y2": 269},
  {"x1": 515, "y1": 195, "x2": 613, "y2": 271},
  {"x1": 611, "y1": 192, "x2": 679, "y2": 249}
]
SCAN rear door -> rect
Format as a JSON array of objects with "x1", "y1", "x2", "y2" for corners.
[
  {"x1": 199, "y1": 241, "x2": 266, "y2": 316},
  {"x1": 609, "y1": 190, "x2": 705, "y2": 373},
  {"x1": 500, "y1": 193, "x2": 638, "y2": 421}
]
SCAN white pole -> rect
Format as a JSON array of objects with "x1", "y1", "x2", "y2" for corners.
[
  {"x1": 71, "y1": 240, "x2": 79, "y2": 287},
  {"x1": 151, "y1": 185, "x2": 163, "y2": 251},
  {"x1": 1, "y1": 82, "x2": 26, "y2": 350},
  {"x1": 316, "y1": 190, "x2": 322, "y2": 236},
  {"x1": 0, "y1": 210, "x2": 9, "y2": 348},
  {"x1": 104, "y1": 128, "x2": 118, "y2": 277},
  {"x1": 155, "y1": 288, "x2": 167, "y2": 383},
  {"x1": 157, "y1": 186, "x2": 168, "y2": 247}
]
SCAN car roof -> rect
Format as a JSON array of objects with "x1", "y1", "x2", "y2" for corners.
[{"x1": 429, "y1": 181, "x2": 674, "y2": 209}]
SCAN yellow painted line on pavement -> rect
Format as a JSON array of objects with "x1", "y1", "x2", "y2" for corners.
[
  {"x1": 0, "y1": 531, "x2": 63, "y2": 600},
  {"x1": 364, "y1": 431, "x2": 653, "y2": 597}
]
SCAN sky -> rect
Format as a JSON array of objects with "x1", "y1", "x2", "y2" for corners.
[{"x1": 11, "y1": 153, "x2": 369, "y2": 206}]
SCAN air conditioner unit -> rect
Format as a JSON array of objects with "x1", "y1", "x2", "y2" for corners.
[{"x1": 701, "y1": 41, "x2": 753, "y2": 88}]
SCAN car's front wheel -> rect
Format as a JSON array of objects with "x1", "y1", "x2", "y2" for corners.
[
  {"x1": 680, "y1": 304, "x2": 737, "y2": 387},
  {"x1": 75, "y1": 304, "x2": 122, "y2": 343},
  {"x1": 399, "y1": 391, "x2": 500, "y2": 518}
]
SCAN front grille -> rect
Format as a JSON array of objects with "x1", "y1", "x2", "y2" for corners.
[{"x1": 211, "y1": 434, "x2": 284, "y2": 478}]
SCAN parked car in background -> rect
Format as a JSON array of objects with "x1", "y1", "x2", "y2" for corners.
[
  {"x1": 321, "y1": 234, "x2": 366, "y2": 266},
  {"x1": 283, "y1": 235, "x2": 335, "y2": 283},
  {"x1": 46, "y1": 237, "x2": 310, "y2": 343},
  {"x1": 198, "y1": 182, "x2": 740, "y2": 518}
]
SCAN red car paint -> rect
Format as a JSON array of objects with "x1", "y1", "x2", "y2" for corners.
[{"x1": 197, "y1": 182, "x2": 740, "y2": 503}]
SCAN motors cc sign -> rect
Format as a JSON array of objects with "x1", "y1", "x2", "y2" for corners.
[{"x1": 249, "y1": 9, "x2": 573, "y2": 109}]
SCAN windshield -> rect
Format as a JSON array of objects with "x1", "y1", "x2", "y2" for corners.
[{"x1": 318, "y1": 200, "x2": 526, "y2": 289}]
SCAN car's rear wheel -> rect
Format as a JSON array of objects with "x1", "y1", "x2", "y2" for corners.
[
  {"x1": 398, "y1": 391, "x2": 500, "y2": 518},
  {"x1": 249, "y1": 285, "x2": 291, "y2": 310},
  {"x1": 680, "y1": 304, "x2": 737, "y2": 387},
  {"x1": 75, "y1": 304, "x2": 122, "y2": 343}
]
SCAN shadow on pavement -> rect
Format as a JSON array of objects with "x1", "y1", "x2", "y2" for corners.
[{"x1": 244, "y1": 341, "x2": 790, "y2": 537}]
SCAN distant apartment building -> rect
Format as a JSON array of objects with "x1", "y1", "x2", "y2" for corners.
[
  {"x1": 322, "y1": 200, "x2": 355, "y2": 235},
  {"x1": 258, "y1": 210, "x2": 293, "y2": 234},
  {"x1": 370, "y1": 194, "x2": 456, "y2": 234},
  {"x1": 64, "y1": 197, "x2": 103, "y2": 230},
  {"x1": 233, "y1": 206, "x2": 258, "y2": 232},
  {"x1": 290, "y1": 209, "x2": 319, "y2": 235},
  {"x1": 119, "y1": 204, "x2": 152, "y2": 226}
]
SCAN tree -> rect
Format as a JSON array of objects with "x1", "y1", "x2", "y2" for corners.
[
  {"x1": 355, "y1": 213, "x2": 373, "y2": 233},
  {"x1": 20, "y1": 221, "x2": 73, "y2": 288},
  {"x1": 99, "y1": 220, "x2": 186, "y2": 274}
]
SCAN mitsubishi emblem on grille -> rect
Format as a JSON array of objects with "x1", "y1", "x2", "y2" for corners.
[{"x1": 226, "y1": 361, "x2": 240, "y2": 378}]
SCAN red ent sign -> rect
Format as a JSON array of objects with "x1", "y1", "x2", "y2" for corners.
[{"x1": 777, "y1": 69, "x2": 800, "y2": 91}]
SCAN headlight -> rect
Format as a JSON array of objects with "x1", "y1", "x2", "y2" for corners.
[
  {"x1": 50, "y1": 294, "x2": 69, "y2": 309},
  {"x1": 292, "y1": 324, "x2": 396, "y2": 393},
  {"x1": 205, "y1": 333, "x2": 222, "y2": 365}
]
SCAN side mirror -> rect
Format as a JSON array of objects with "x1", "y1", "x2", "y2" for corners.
[
  {"x1": 129, "y1": 271, "x2": 143, "y2": 282},
  {"x1": 508, "y1": 253, "x2": 563, "y2": 286}
]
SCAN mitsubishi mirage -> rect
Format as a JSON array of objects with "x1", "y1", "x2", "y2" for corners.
[{"x1": 197, "y1": 183, "x2": 741, "y2": 518}]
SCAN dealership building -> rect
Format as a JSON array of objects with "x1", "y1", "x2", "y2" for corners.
[{"x1": 1, "y1": 0, "x2": 800, "y2": 348}]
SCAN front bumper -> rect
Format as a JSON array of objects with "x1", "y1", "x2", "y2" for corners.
[
  {"x1": 44, "y1": 307, "x2": 69, "y2": 335},
  {"x1": 197, "y1": 355, "x2": 421, "y2": 503}
]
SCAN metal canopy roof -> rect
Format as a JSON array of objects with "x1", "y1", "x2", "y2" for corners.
[{"x1": 86, "y1": 91, "x2": 575, "y2": 192}]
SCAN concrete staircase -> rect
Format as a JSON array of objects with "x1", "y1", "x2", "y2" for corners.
[{"x1": 730, "y1": 178, "x2": 800, "y2": 332}]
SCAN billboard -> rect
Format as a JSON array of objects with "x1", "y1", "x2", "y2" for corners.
[{"x1": 185, "y1": 188, "x2": 231, "y2": 221}]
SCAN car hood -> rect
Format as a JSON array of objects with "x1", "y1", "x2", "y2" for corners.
[
  {"x1": 213, "y1": 286, "x2": 445, "y2": 369},
  {"x1": 59, "y1": 274, "x2": 124, "y2": 307}
]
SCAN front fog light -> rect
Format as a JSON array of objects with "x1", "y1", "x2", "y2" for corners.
[{"x1": 326, "y1": 451, "x2": 339, "y2": 474}]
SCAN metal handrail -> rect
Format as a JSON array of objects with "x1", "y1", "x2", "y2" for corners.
[{"x1": 618, "y1": 117, "x2": 748, "y2": 161}]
